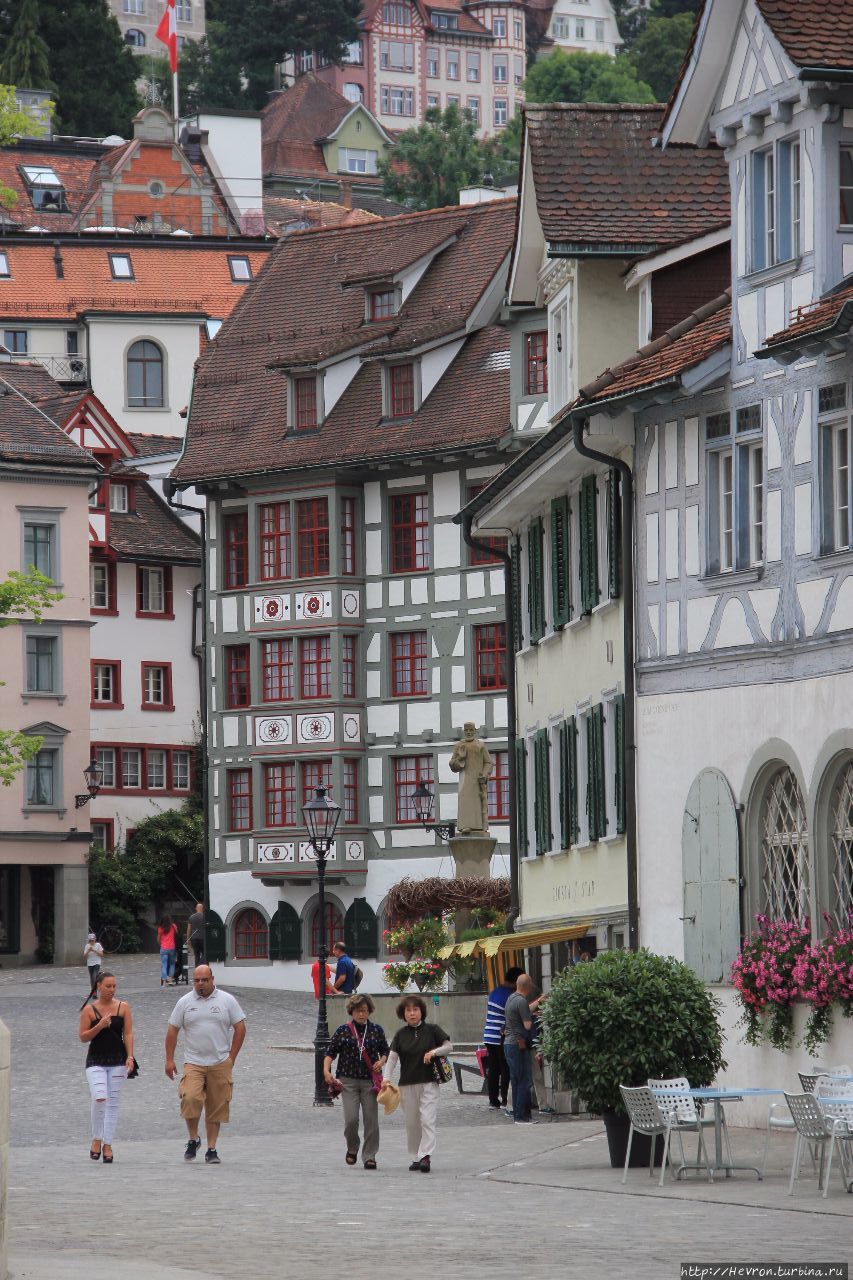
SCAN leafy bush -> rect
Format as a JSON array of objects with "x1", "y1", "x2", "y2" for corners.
[{"x1": 542, "y1": 949, "x2": 725, "y2": 1115}]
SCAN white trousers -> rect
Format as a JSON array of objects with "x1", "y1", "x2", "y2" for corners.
[
  {"x1": 86, "y1": 1065, "x2": 126, "y2": 1143},
  {"x1": 400, "y1": 1081, "x2": 440, "y2": 1159}
]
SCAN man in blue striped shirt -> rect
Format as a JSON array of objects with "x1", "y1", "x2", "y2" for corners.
[{"x1": 482, "y1": 966, "x2": 524, "y2": 1109}]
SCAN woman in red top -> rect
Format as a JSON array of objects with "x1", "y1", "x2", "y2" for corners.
[{"x1": 157, "y1": 914, "x2": 178, "y2": 986}]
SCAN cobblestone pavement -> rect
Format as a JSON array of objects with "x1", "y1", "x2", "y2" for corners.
[{"x1": 2, "y1": 957, "x2": 851, "y2": 1280}]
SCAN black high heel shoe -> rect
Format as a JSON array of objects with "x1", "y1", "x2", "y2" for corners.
[
  {"x1": 102, "y1": 1145, "x2": 113, "y2": 1163},
  {"x1": 90, "y1": 1142, "x2": 102, "y2": 1161}
]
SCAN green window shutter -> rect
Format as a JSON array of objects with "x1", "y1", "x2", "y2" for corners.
[
  {"x1": 579, "y1": 474, "x2": 599, "y2": 614},
  {"x1": 607, "y1": 467, "x2": 622, "y2": 600},
  {"x1": 533, "y1": 728, "x2": 551, "y2": 855},
  {"x1": 515, "y1": 737, "x2": 528, "y2": 856},
  {"x1": 510, "y1": 536, "x2": 523, "y2": 652},
  {"x1": 205, "y1": 909, "x2": 227, "y2": 963},
  {"x1": 550, "y1": 495, "x2": 571, "y2": 627},
  {"x1": 566, "y1": 715, "x2": 579, "y2": 846},
  {"x1": 345, "y1": 898, "x2": 378, "y2": 959},
  {"x1": 527, "y1": 519, "x2": 545, "y2": 644},
  {"x1": 613, "y1": 693, "x2": 626, "y2": 836},
  {"x1": 558, "y1": 720, "x2": 568, "y2": 849},
  {"x1": 269, "y1": 902, "x2": 302, "y2": 960},
  {"x1": 587, "y1": 703, "x2": 606, "y2": 840}
]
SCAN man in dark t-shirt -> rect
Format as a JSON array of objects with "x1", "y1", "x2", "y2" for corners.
[
  {"x1": 504, "y1": 974, "x2": 546, "y2": 1122},
  {"x1": 187, "y1": 904, "x2": 205, "y2": 967}
]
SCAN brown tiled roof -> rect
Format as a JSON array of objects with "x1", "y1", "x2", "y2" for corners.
[
  {"x1": 760, "y1": 279, "x2": 853, "y2": 355},
  {"x1": 524, "y1": 103, "x2": 730, "y2": 253},
  {"x1": 126, "y1": 432, "x2": 184, "y2": 456},
  {"x1": 0, "y1": 364, "x2": 99, "y2": 469},
  {"x1": 263, "y1": 195, "x2": 381, "y2": 235},
  {"x1": 173, "y1": 200, "x2": 516, "y2": 484},
  {"x1": 109, "y1": 482, "x2": 200, "y2": 564},
  {"x1": 424, "y1": 0, "x2": 491, "y2": 36},
  {"x1": 262, "y1": 78, "x2": 357, "y2": 177},
  {"x1": 756, "y1": 0, "x2": 853, "y2": 71},
  {"x1": 576, "y1": 292, "x2": 731, "y2": 405},
  {"x1": 0, "y1": 240, "x2": 272, "y2": 321}
]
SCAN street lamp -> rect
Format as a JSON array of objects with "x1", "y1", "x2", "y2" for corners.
[
  {"x1": 302, "y1": 785, "x2": 342, "y2": 1106},
  {"x1": 75, "y1": 759, "x2": 104, "y2": 810},
  {"x1": 412, "y1": 780, "x2": 456, "y2": 843}
]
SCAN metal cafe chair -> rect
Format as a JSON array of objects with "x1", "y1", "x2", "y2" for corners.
[
  {"x1": 649, "y1": 1076, "x2": 725, "y2": 1175},
  {"x1": 620, "y1": 1084, "x2": 709, "y2": 1187},
  {"x1": 763, "y1": 1074, "x2": 829, "y2": 1176},
  {"x1": 784, "y1": 1091, "x2": 852, "y2": 1197},
  {"x1": 815, "y1": 1079, "x2": 853, "y2": 1197}
]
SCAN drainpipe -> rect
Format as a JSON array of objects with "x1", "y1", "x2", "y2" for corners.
[
  {"x1": 459, "y1": 517, "x2": 519, "y2": 933},
  {"x1": 164, "y1": 488, "x2": 209, "y2": 962},
  {"x1": 571, "y1": 414, "x2": 639, "y2": 952}
]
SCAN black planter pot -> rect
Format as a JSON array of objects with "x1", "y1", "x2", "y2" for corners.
[{"x1": 601, "y1": 1108, "x2": 665, "y2": 1170}]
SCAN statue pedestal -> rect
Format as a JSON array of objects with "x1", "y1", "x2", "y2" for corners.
[{"x1": 449, "y1": 835, "x2": 497, "y2": 940}]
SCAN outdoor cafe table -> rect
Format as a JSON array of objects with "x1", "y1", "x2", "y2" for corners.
[{"x1": 656, "y1": 1087, "x2": 786, "y2": 1181}]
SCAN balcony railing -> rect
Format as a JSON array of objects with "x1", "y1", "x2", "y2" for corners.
[{"x1": 30, "y1": 354, "x2": 89, "y2": 382}]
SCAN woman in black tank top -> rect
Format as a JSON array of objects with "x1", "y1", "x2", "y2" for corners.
[{"x1": 78, "y1": 971, "x2": 135, "y2": 1162}]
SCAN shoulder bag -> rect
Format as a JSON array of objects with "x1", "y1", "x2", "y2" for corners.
[
  {"x1": 430, "y1": 1025, "x2": 452, "y2": 1085},
  {"x1": 350, "y1": 1020, "x2": 383, "y2": 1093}
]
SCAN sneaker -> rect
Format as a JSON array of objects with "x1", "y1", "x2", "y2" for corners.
[
  {"x1": 488, "y1": 1102, "x2": 502, "y2": 1110},
  {"x1": 503, "y1": 1108, "x2": 514, "y2": 1119},
  {"x1": 408, "y1": 1160, "x2": 422, "y2": 1171},
  {"x1": 204, "y1": 1148, "x2": 221, "y2": 1164},
  {"x1": 184, "y1": 1138, "x2": 201, "y2": 1161}
]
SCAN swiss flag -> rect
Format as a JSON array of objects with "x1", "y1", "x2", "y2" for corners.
[{"x1": 156, "y1": 0, "x2": 178, "y2": 73}]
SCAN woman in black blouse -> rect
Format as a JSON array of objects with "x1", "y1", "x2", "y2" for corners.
[
  {"x1": 324, "y1": 994, "x2": 389, "y2": 1169},
  {"x1": 78, "y1": 972, "x2": 135, "y2": 1163},
  {"x1": 382, "y1": 995, "x2": 452, "y2": 1173}
]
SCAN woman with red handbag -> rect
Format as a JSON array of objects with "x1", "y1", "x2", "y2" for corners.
[{"x1": 323, "y1": 994, "x2": 389, "y2": 1169}]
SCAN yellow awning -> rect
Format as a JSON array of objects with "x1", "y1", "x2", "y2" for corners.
[{"x1": 439, "y1": 921, "x2": 591, "y2": 986}]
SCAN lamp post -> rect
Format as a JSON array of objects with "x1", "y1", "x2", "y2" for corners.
[
  {"x1": 412, "y1": 780, "x2": 456, "y2": 843},
  {"x1": 302, "y1": 785, "x2": 342, "y2": 1106},
  {"x1": 75, "y1": 759, "x2": 104, "y2": 810}
]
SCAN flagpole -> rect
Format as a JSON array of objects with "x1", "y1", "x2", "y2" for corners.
[{"x1": 173, "y1": 68, "x2": 179, "y2": 141}]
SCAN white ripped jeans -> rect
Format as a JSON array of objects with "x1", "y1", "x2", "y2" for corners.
[{"x1": 86, "y1": 1065, "x2": 126, "y2": 1143}]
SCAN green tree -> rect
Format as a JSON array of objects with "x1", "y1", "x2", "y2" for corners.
[
  {"x1": 379, "y1": 104, "x2": 484, "y2": 210},
  {"x1": 0, "y1": 0, "x2": 51, "y2": 89},
  {"x1": 0, "y1": 568, "x2": 62, "y2": 785},
  {"x1": 481, "y1": 110, "x2": 523, "y2": 189},
  {"x1": 630, "y1": 11, "x2": 696, "y2": 103},
  {"x1": 178, "y1": 33, "x2": 244, "y2": 115},
  {"x1": 523, "y1": 48, "x2": 655, "y2": 105}
]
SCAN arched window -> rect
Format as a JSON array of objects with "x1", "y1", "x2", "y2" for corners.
[
  {"x1": 127, "y1": 340, "x2": 164, "y2": 408},
  {"x1": 125, "y1": 28, "x2": 146, "y2": 46},
  {"x1": 311, "y1": 902, "x2": 343, "y2": 959},
  {"x1": 759, "y1": 766, "x2": 810, "y2": 920},
  {"x1": 234, "y1": 908, "x2": 269, "y2": 959},
  {"x1": 828, "y1": 758, "x2": 853, "y2": 921}
]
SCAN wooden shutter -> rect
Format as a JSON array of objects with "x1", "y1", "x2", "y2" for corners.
[
  {"x1": 579, "y1": 475, "x2": 599, "y2": 614},
  {"x1": 533, "y1": 728, "x2": 551, "y2": 855},
  {"x1": 606, "y1": 468, "x2": 622, "y2": 600},
  {"x1": 586, "y1": 703, "x2": 606, "y2": 840},
  {"x1": 527, "y1": 519, "x2": 545, "y2": 643},
  {"x1": 550, "y1": 495, "x2": 571, "y2": 627},
  {"x1": 205, "y1": 909, "x2": 227, "y2": 962},
  {"x1": 269, "y1": 902, "x2": 302, "y2": 960},
  {"x1": 515, "y1": 737, "x2": 527, "y2": 856},
  {"x1": 558, "y1": 717, "x2": 579, "y2": 849},
  {"x1": 613, "y1": 693, "x2": 626, "y2": 836},
  {"x1": 345, "y1": 898, "x2": 378, "y2": 959},
  {"x1": 510, "y1": 536, "x2": 523, "y2": 651}
]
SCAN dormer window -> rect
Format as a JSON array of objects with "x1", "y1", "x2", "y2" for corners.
[
  {"x1": 21, "y1": 165, "x2": 68, "y2": 213},
  {"x1": 433, "y1": 12, "x2": 459, "y2": 29},
  {"x1": 293, "y1": 376, "x2": 318, "y2": 431},
  {"x1": 109, "y1": 483, "x2": 129, "y2": 513},
  {"x1": 228, "y1": 255, "x2": 252, "y2": 282},
  {"x1": 388, "y1": 362, "x2": 416, "y2": 418},
  {"x1": 369, "y1": 289, "x2": 397, "y2": 320},
  {"x1": 109, "y1": 253, "x2": 134, "y2": 280}
]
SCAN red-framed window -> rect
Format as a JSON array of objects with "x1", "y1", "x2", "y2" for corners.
[
  {"x1": 264, "y1": 761, "x2": 296, "y2": 827},
  {"x1": 172, "y1": 750, "x2": 191, "y2": 790},
  {"x1": 94, "y1": 746, "x2": 116, "y2": 789},
  {"x1": 223, "y1": 512, "x2": 249, "y2": 588},
  {"x1": 228, "y1": 768, "x2": 253, "y2": 831},
  {"x1": 466, "y1": 484, "x2": 508, "y2": 565},
  {"x1": 342, "y1": 635, "x2": 357, "y2": 698},
  {"x1": 147, "y1": 748, "x2": 168, "y2": 789},
  {"x1": 388, "y1": 362, "x2": 415, "y2": 417},
  {"x1": 258, "y1": 503, "x2": 291, "y2": 581},
  {"x1": 391, "y1": 631, "x2": 427, "y2": 696},
  {"x1": 90, "y1": 819, "x2": 115, "y2": 850},
  {"x1": 487, "y1": 750, "x2": 510, "y2": 820},
  {"x1": 91, "y1": 660, "x2": 122, "y2": 709},
  {"x1": 90, "y1": 561, "x2": 118, "y2": 615},
  {"x1": 302, "y1": 759, "x2": 332, "y2": 807},
  {"x1": 261, "y1": 638, "x2": 293, "y2": 702},
  {"x1": 294, "y1": 376, "x2": 318, "y2": 431},
  {"x1": 344, "y1": 758, "x2": 359, "y2": 823},
  {"x1": 92, "y1": 744, "x2": 192, "y2": 796},
  {"x1": 525, "y1": 330, "x2": 547, "y2": 396},
  {"x1": 300, "y1": 635, "x2": 331, "y2": 698},
  {"x1": 390, "y1": 491, "x2": 429, "y2": 572},
  {"x1": 370, "y1": 290, "x2": 396, "y2": 320},
  {"x1": 341, "y1": 496, "x2": 357, "y2": 575},
  {"x1": 393, "y1": 755, "x2": 433, "y2": 823},
  {"x1": 225, "y1": 644, "x2": 251, "y2": 708},
  {"x1": 122, "y1": 749, "x2": 141, "y2": 788},
  {"x1": 312, "y1": 902, "x2": 343, "y2": 958},
  {"x1": 474, "y1": 623, "x2": 507, "y2": 690},
  {"x1": 234, "y1": 908, "x2": 269, "y2": 959},
  {"x1": 296, "y1": 497, "x2": 330, "y2": 578},
  {"x1": 141, "y1": 662, "x2": 174, "y2": 711},
  {"x1": 136, "y1": 565, "x2": 173, "y2": 618}
]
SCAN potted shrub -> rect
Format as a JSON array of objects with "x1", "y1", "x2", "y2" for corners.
[{"x1": 542, "y1": 949, "x2": 725, "y2": 1168}]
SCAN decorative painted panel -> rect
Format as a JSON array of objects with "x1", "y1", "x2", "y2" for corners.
[
  {"x1": 342, "y1": 712, "x2": 361, "y2": 744},
  {"x1": 254, "y1": 594, "x2": 291, "y2": 623},
  {"x1": 295, "y1": 590, "x2": 332, "y2": 620},
  {"x1": 255, "y1": 716, "x2": 293, "y2": 746},
  {"x1": 341, "y1": 588, "x2": 361, "y2": 619},
  {"x1": 257, "y1": 841, "x2": 295, "y2": 864},
  {"x1": 296, "y1": 712, "x2": 334, "y2": 744}
]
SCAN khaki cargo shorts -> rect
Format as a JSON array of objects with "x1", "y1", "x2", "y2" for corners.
[{"x1": 179, "y1": 1060, "x2": 233, "y2": 1124}]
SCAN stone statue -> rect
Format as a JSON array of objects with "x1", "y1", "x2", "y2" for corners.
[{"x1": 449, "y1": 722, "x2": 493, "y2": 836}]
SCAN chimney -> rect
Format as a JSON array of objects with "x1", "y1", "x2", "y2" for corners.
[{"x1": 339, "y1": 177, "x2": 353, "y2": 210}]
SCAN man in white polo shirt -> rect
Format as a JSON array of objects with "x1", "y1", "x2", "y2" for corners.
[{"x1": 165, "y1": 965, "x2": 246, "y2": 1164}]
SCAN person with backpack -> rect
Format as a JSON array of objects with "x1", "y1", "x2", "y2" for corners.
[{"x1": 330, "y1": 941, "x2": 362, "y2": 995}]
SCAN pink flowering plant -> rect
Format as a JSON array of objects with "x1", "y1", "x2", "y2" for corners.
[{"x1": 730, "y1": 916, "x2": 811, "y2": 1051}]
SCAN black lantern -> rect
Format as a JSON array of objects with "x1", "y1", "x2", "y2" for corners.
[
  {"x1": 302, "y1": 786, "x2": 342, "y2": 1106},
  {"x1": 76, "y1": 759, "x2": 104, "y2": 809},
  {"x1": 302, "y1": 785, "x2": 341, "y2": 853},
  {"x1": 411, "y1": 780, "x2": 455, "y2": 843}
]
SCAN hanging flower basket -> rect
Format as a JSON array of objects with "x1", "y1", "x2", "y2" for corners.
[{"x1": 382, "y1": 961, "x2": 412, "y2": 992}]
